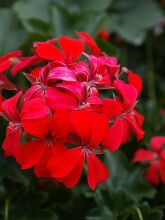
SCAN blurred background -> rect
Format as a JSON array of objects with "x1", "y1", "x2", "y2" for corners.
[{"x1": 0, "y1": 0, "x2": 165, "y2": 219}]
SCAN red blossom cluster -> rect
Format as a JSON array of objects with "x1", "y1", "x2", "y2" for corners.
[
  {"x1": 0, "y1": 32, "x2": 144, "y2": 190},
  {"x1": 133, "y1": 136, "x2": 165, "y2": 185}
]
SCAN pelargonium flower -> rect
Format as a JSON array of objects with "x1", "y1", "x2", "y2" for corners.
[
  {"x1": 102, "y1": 79, "x2": 144, "y2": 152},
  {"x1": 1, "y1": 91, "x2": 50, "y2": 156},
  {"x1": 133, "y1": 136, "x2": 165, "y2": 185},
  {"x1": 16, "y1": 111, "x2": 70, "y2": 178},
  {"x1": 0, "y1": 32, "x2": 144, "y2": 190},
  {"x1": 47, "y1": 110, "x2": 109, "y2": 190}
]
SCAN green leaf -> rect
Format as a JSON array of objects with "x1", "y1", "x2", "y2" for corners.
[
  {"x1": 95, "y1": 189, "x2": 135, "y2": 216},
  {"x1": 53, "y1": 0, "x2": 114, "y2": 12},
  {"x1": 0, "y1": 8, "x2": 27, "y2": 54},
  {"x1": 0, "y1": 151, "x2": 29, "y2": 185},
  {"x1": 107, "y1": 0, "x2": 163, "y2": 45},
  {"x1": 104, "y1": 151, "x2": 156, "y2": 201},
  {"x1": 133, "y1": 203, "x2": 164, "y2": 220},
  {"x1": 51, "y1": 5, "x2": 105, "y2": 36},
  {"x1": 13, "y1": 0, "x2": 51, "y2": 23},
  {"x1": 86, "y1": 208, "x2": 115, "y2": 220}
]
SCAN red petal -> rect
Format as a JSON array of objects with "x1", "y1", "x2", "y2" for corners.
[
  {"x1": 59, "y1": 36, "x2": 84, "y2": 62},
  {"x1": 102, "y1": 98, "x2": 123, "y2": 119},
  {"x1": 134, "y1": 110, "x2": 144, "y2": 126},
  {"x1": 2, "y1": 124, "x2": 21, "y2": 156},
  {"x1": 11, "y1": 55, "x2": 40, "y2": 75},
  {"x1": 87, "y1": 153, "x2": 109, "y2": 190},
  {"x1": 45, "y1": 88, "x2": 78, "y2": 111},
  {"x1": 58, "y1": 154, "x2": 85, "y2": 188},
  {"x1": 150, "y1": 136, "x2": 165, "y2": 152},
  {"x1": 160, "y1": 159, "x2": 165, "y2": 183},
  {"x1": 128, "y1": 70, "x2": 142, "y2": 94},
  {"x1": 34, "y1": 43, "x2": 64, "y2": 62},
  {"x1": 2, "y1": 90, "x2": 22, "y2": 121},
  {"x1": 50, "y1": 111, "x2": 70, "y2": 139},
  {"x1": 114, "y1": 80, "x2": 138, "y2": 110},
  {"x1": 88, "y1": 112, "x2": 109, "y2": 148},
  {"x1": 22, "y1": 117, "x2": 49, "y2": 138},
  {"x1": 0, "y1": 60, "x2": 12, "y2": 72},
  {"x1": 34, "y1": 149, "x2": 52, "y2": 178},
  {"x1": 16, "y1": 140, "x2": 45, "y2": 169},
  {"x1": 48, "y1": 66, "x2": 76, "y2": 82},
  {"x1": 102, "y1": 119, "x2": 123, "y2": 152},
  {"x1": 121, "y1": 120, "x2": 131, "y2": 144},
  {"x1": 145, "y1": 162, "x2": 160, "y2": 185},
  {"x1": 0, "y1": 73, "x2": 17, "y2": 91},
  {"x1": 0, "y1": 50, "x2": 22, "y2": 62},
  {"x1": 133, "y1": 149, "x2": 156, "y2": 162},
  {"x1": 48, "y1": 147, "x2": 83, "y2": 178},
  {"x1": 20, "y1": 98, "x2": 50, "y2": 120},
  {"x1": 76, "y1": 32, "x2": 101, "y2": 56},
  {"x1": 125, "y1": 113, "x2": 145, "y2": 141},
  {"x1": 70, "y1": 110, "x2": 91, "y2": 144}
]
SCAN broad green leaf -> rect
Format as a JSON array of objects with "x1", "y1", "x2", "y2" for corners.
[
  {"x1": 51, "y1": 5, "x2": 105, "y2": 36},
  {"x1": 86, "y1": 208, "x2": 115, "y2": 220},
  {"x1": 104, "y1": 151, "x2": 156, "y2": 201},
  {"x1": 13, "y1": 0, "x2": 51, "y2": 23},
  {"x1": 0, "y1": 8, "x2": 27, "y2": 54},
  {"x1": 0, "y1": 151, "x2": 29, "y2": 185},
  {"x1": 133, "y1": 203, "x2": 164, "y2": 220},
  {"x1": 107, "y1": 0, "x2": 163, "y2": 45},
  {"x1": 53, "y1": 0, "x2": 114, "y2": 12}
]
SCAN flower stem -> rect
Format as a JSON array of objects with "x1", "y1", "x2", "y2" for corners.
[
  {"x1": 4, "y1": 198, "x2": 9, "y2": 220},
  {"x1": 135, "y1": 207, "x2": 143, "y2": 220}
]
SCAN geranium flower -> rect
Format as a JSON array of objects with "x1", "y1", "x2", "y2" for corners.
[
  {"x1": 133, "y1": 136, "x2": 165, "y2": 185},
  {"x1": 15, "y1": 111, "x2": 70, "y2": 178},
  {"x1": 47, "y1": 110, "x2": 109, "y2": 190},
  {"x1": 102, "y1": 80, "x2": 144, "y2": 152},
  {"x1": 1, "y1": 91, "x2": 50, "y2": 156}
]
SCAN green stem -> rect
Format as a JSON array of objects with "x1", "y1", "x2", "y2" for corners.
[
  {"x1": 145, "y1": 34, "x2": 156, "y2": 103},
  {"x1": 4, "y1": 198, "x2": 9, "y2": 220},
  {"x1": 135, "y1": 207, "x2": 143, "y2": 220}
]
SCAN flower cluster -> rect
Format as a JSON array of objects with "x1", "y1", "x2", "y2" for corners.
[
  {"x1": 0, "y1": 32, "x2": 144, "y2": 190},
  {"x1": 133, "y1": 136, "x2": 165, "y2": 185}
]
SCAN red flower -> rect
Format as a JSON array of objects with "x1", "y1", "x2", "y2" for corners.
[
  {"x1": 0, "y1": 32, "x2": 144, "y2": 190},
  {"x1": 16, "y1": 111, "x2": 70, "y2": 178},
  {"x1": 102, "y1": 80, "x2": 144, "y2": 152},
  {"x1": 47, "y1": 110, "x2": 109, "y2": 190},
  {"x1": 133, "y1": 136, "x2": 165, "y2": 185},
  {"x1": 1, "y1": 91, "x2": 50, "y2": 156}
]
